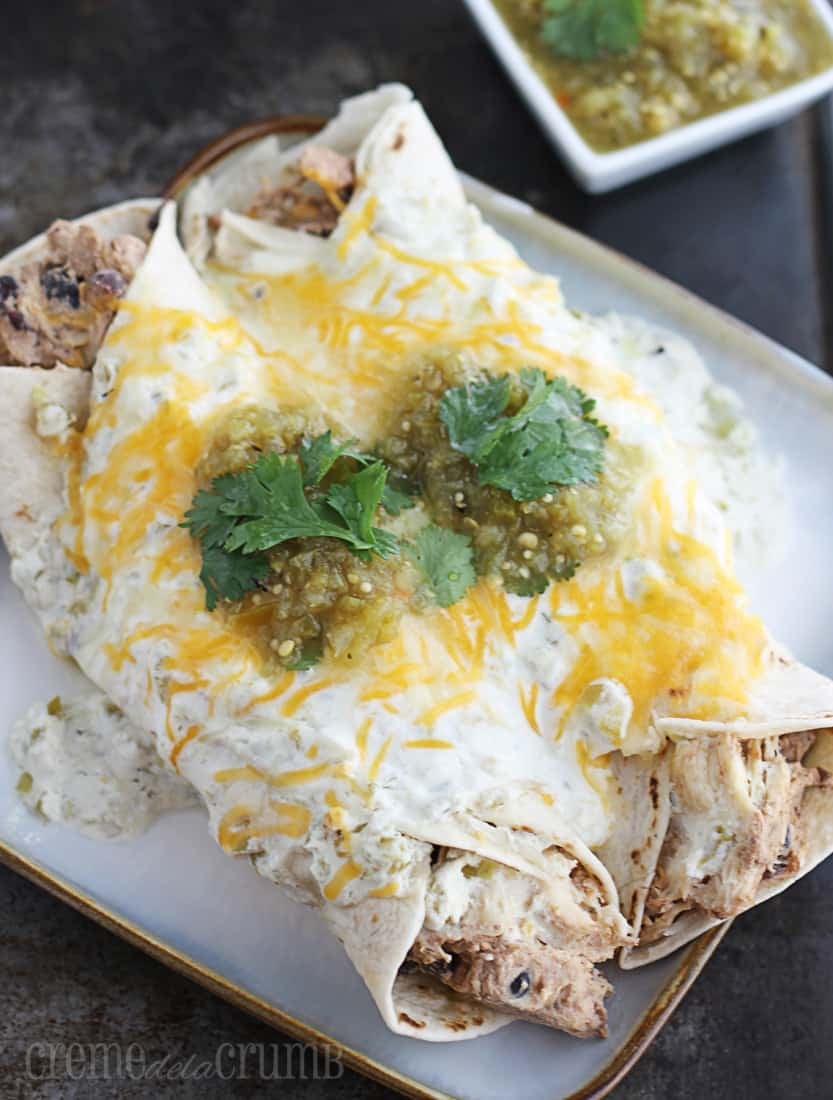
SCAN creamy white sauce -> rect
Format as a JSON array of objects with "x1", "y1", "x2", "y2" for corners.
[
  {"x1": 10, "y1": 690, "x2": 197, "y2": 839},
  {"x1": 593, "y1": 313, "x2": 786, "y2": 580}
]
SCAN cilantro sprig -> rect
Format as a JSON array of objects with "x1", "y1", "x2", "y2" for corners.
[
  {"x1": 541, "y1": 0, "x2": 644, "y2": 61},
  {"x1": 439, "y1": 368, "x2": 608, "y2": 502},
  {"x1": 183, "y1": 439, "x2": 400, "y2": 610},
  {"x1": 407, "y1": 525, "x2": 476, "y2": 608},
  {"x1": 299, "y1": 430, "x2": 414, "y2": 515}
]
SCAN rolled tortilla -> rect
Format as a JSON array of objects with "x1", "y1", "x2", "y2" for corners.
[
  {"x1": 5, "y1": 94, "x2": 833, "y2": 1043},
  {"x1": 179, "y1": 84, "x2": 412, "y2": 265},
  {"x1": 0, "y1": 200, "x2": 627, "y2": 1041},
  {"x1": 0, "y1": 367, "x2": 89, "y2": 558},
  {"x1": 0, "y1": 199, "x2": 158, "y2": 559},
  {"x1": 327, "y1": 804, "x2": 631, "y2": 1040},
  {"x1": 617, "y1": 644, "x2": 833, "y2": 967}
]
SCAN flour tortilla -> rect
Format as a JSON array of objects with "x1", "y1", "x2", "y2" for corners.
[
  {"x1": 0, "y1": 198, "x2": 159, "y2": 557},
  {"x1": 179, "y1": 84, "x2": 412, "y2": 264},
  {"x1": 0, "y1": 366, "x2": 90, "y2": 558},
  {"x1": 324, "y1": 881, "x2": 510, "y2": 1041},
  {"x1": 0, "y1": 198, "x2": 626, "y2": 1042},
  {"x1": 617, "y1": 640, "x2": 833, "y2": 967},
  {"x1": 324, "y1": 803, "x2": 629, "y2": 1040},
  {"x1": 656, "y1": 641, "x2": 833, "y2": 740},
  {"x1": 596, "y1": 751, "x2": 672, "y2": 942}
]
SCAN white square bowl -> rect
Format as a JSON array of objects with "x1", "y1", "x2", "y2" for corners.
[{"x1": 463, "y1": 0, "x2": 833, "y2": 192}]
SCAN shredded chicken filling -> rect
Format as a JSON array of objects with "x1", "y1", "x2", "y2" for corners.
[
  {"x1": 642, "y1": 730, "x2": 832, "y2": 942},
  {"x1": 403, "y1": 847, "x2": 626, "y2": 1038},
  {"x1": 246, "y1": 144, "x2": 355, "y2": 237}
]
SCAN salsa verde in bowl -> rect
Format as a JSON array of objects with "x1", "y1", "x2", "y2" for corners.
[{"x1": 464, "y1": 0, "x2": 833, "y2": 190}]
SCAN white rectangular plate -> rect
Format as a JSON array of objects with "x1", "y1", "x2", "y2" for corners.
[{"x1": 1, "y1": 176, "x2": 831, "y2": 1100}]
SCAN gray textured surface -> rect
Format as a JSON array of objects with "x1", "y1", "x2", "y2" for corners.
[{"x1": 1, "y1": 1, "x2": 832, "y2": 1097}]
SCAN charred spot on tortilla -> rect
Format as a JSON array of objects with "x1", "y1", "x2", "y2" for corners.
[
  {"x1": 397, "y1": 1012, "x2": 426, "y2": 1030},
  {"x1": 446, "y1": 1019, "x2": 469, "y2": 1033},
  {"x1": 649, "y1": 775, "x2": 659, "y2": 809}
]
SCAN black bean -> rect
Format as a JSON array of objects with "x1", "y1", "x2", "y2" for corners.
[
  {"x1": 90, "y1": 268, "x2": 126, "y2": 296},
  {"x1": 40, "y1": 266, "x2": 80, "y2": 309},
  {"x1": 0, "y1": 274, "x2": 18, "y2": 302},
  {"x1": 510, "y1": 971, "x2": 531, "y2": 997},
  {"x1": 427, "y1": 957, "x2": 454, "y2": 976}
]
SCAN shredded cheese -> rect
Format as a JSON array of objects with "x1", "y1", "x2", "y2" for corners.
[{"x1": 323, "y1": 858, "x2": 362, "y2": 901}]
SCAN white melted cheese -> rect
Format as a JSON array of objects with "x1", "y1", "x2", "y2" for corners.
[{"x1": 10, "y1": 690, "x2": 196, "y2": 839}]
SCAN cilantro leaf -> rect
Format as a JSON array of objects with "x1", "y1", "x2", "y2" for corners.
[
  {"x1": 182, "y1": 485, "x2": 238, "y2": 549},
  {"x1": 183, "y1": 448, "x2": 400, "y2": 609},
  {"x1": 342, "y1": 445, "x2": 415, "y2": 515},
  {"x1": 298, "y1": 430, "x2": 356, "y2": 487},
  {"x1": 323, "y1": 461, "x2": 400, "y2": 558},
  {"x1": 199, "y1": 544, "x2": 269, "y2": 611},
  {"x1": 439, "y1": 368, "x2": 608, "y2": 502},
  {"x1": 407, "y1": 525, "x2": 476, "y2": 607},
  {"x1": 324, "y1": 461, "x2": 386, "y2": 545},
  {"x1": 299, "y1": 432, "x2": 415, "y2": 514},
  {"x1": 223, "y1": 454, "x2": 354, "y2": 553},
  {"x1": 541, "y1": 0, "x2": 644, "y2": 61},
  {"x1": 379, "y1": 480, "x2": 414, "y2": 516},
  {"x1": 437, "y1": 375, "x2": 511, "y2": 460}
]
